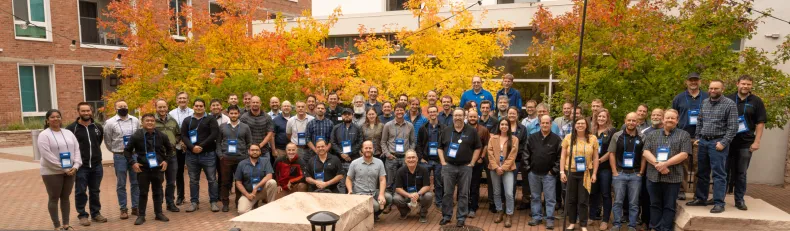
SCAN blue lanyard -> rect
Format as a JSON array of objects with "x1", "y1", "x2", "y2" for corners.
[
  {"x1": 226, "y1": 123, "x2": 239, "y2": 140},
  {"x1": 407, "y1": 171, "x2": 416, "y2": 190},
  {"x1": 735, "y1": 94, "x2": 748, "y2": 115},
  {"x1": 685, "y1": 92, "x2": 700, "y2": 110},
  {"x1": 314, "y1": 158, "x2": 326, "y2": 175},
  {"x1": 188, "y1": 116, "x2": 204, "y2": 130},
  {"x1": 251, "y1": 161, "x2": 262, "y2": 181},
  {"x1": 623, "y1": 134, "x2": 637, "y2": 153},
  {"x1": 144, "y1": 132, "x2": 156, "y2": 153},
  {"x1": 50, "y1": 130, "x2": 69, "y2": 152}
]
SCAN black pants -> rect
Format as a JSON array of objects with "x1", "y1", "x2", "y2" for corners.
[
  {"x1": 640, "y1": 174, "x2": 651, "y2": 224},
  {"x1": 176, "y1": 149, "x2": 186, "y2": 199},
  {"x1": 138, "y1": 168, "x2": 164, "y2": 216},
  {"x1": 567, "y1": 172, "x2": 589, "y2": 226},
  {"x1": 75, "y1": 164, "x2": 103, "y2": 219},
  {"x1": 220, "y1": 158, "x2": 243, "y2": 204},
  {"x1": 469, "y1": 162, "x2": 484, "y2": 212}
]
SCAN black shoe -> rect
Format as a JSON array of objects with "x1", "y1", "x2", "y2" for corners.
[
  {"x1": 685, "y1": 199, "x2": 707, "y2": 206},
  {"x1": 439, "y1": 218, "x2": 451, "y2": 225},
  {"x1": 517, "y1": 203, "x2": 529, "y2": 210},
  {"x1": 735, "y1": 202, "x2": 748, "y2": 211},
  {"x1": 154, "y1": 213, "x2": 169, "y2": 222},
  {"x1": 456, "y1": 220, "x2": 465, "y2": 227},
  {"x1": 710, "y1": 205, "x2": 725, "y2": 213},
  {"x1": 176, "y1": 197, "x2": 184, "y2": 205},
  {"x1": 167, "y1": 204, "x2": 180, "y2": 212},
  {"x1": 706, "y1": 199, "x2": 715, "y2": 205},
  {"x1": 374, "y1": 215, "x2": 381, "y2": 222},
  {"x1": 222, "y1": 203, "x2": 230, "y2": 212},
  {"x1": 528, "y1": 219, "x2": 541, "y2": 226},
  {"x1": 546, "y1": 221, "x2": 555, "y2": 230},
  {"x1": 134, "y1": 216, "x2": 145, "y2": 225},
  {"x1": 131, "y1": 207, "x2": 139, "y2": 216}
]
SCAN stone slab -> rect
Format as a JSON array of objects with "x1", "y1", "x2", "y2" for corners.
[
  {"x1": 675, "y1": 193, "x2": 790, "y2": 231},
  {"x1": 230, "y1": 192, "x2": 374, "y2": 231},
  {"x1": 0, "y1": 158, "x2": 41, "y2": 173}
]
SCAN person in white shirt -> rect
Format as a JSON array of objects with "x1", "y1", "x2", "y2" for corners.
[
  {"x1": 39, "y1": 109, "x2": 82, "y2": 231},
  {"x1": 104, "y1": 100, "x2": 141, "y2": 219},
  {"x1": 286, "y1": 101, "x2": 315, "y2": 160},
  {"x1": 167, "y1": 91, "x2": 192, "y2": 205}
]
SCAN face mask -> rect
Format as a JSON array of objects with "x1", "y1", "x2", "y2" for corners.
[{"x1": 117, "y1": 108, "x2": 129, "y2": 117}]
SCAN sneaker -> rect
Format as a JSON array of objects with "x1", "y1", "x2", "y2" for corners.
[
  {"x1": 92, "y1": 214, "x2": 107, "y2": 223},
  {"x1": 134, "y1": 216, "x2": 146, "y2": 225},
  {"x1": 468, "y1": 211, "x2": 476, "y2": 218},
  {"x1": 528, "y1": 219, "x2": 541, "y2": 226},
  {"x1": 546, "y1": 220, "x2": 555, "y2": 230},
  {"x1": 79, "y1": 217, "x2": 91, "y2": 226},
  {"x1": 419, "y1": 215, "x2": 427, "y2": 223},
  {"x1": 186, "y1": 202, "x2": 199, "y2": 212},
  {"x1": 120, "y1": 209, "x2": 129, "y2": 220},
  {"x1": 210, "y1": 202, "x2": 220, "y2": 212}
]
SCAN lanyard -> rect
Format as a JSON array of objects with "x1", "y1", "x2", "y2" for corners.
[
  {"x1": 429, "y1": 124, "x2": 439, "y2": 142},
  {"x1": 188, "y1": 116, "x2": 204, "y2": 130},
  {"x1": 407, "y1": 171, "x2": 416, "y2": 190},
  {"x1": 117, "y1": 118, "x2": 134, "y2": 136},
  {"x1": 735, "y1": 94, "x2": 748, "y2": 115},
  {"x1": 314, "y1": 158, "x2": 327, "y2": 175},
  {"x1": 251, "y1": 161, "x2": 262, "y2": 181},
  {"x1": 623, "y1": 134, "x2": 637, "y2": 153},
  {"x1": 685, "y1": 92, "x2": 700, "y2": 110},
  {"x1": 50, "y1": 130, "x2": 69, "y2": 152},
  {"x1": 144, "y1": 132, "x2": 156, "y2": 153},
  {"x1": 227, "y1": 123, "x2": 239, "y2": 140}
]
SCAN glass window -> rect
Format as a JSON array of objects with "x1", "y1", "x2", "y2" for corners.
[
  {"x1": 210, "y1": 2, "x2": 226, "y2": 25},
  {"x1": 13, "y1": 0, "x2": 51, "y2": 40},
  {"x1": 18, "y1": 65, "x2": 53, "y2": 113},
  {"x1": 170, "y1": 0, "x2": 189, "y2": 37},
  {"x1": 513, "y1": 81, "x2": 549, "y2": 104},
  {"x1": 388, "y1": 0, "x2": 408, "y2": 11},
  {"x1": 491, "y1": 56, "x2": 550, "y2": 79}
]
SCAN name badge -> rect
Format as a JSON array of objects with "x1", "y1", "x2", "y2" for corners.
[
  {"x1": 428, "y1": 142, "x2": 438, "y2": 156},
  {"x1": 657, "y1": 146, "x2": 670, "y2": 162},
  {"x1": 575, "y1": 156, "x2": 586, "y2": 172},
  {"x1": 251, "y1": 177, "x2": 261, "y2": 191},
  {"x1": 123, "y1": 135, "x2": 131, "y2": 147},
  {"x1": 623, "y1": 152, "x2": 634, "y2": 168},
  {"x1": 395, "y1": 139, "x2": 405, "y2": 153},
  {"x1": 342, "y1": 140, "x2": 351, "y2": 154},
  {"x1": 499, "y1": 155, "x2": 505, "y2": 165},
  {"x1": 737, "y1": 116, "x2": 749, "y2": 133},
  {"x1": 407, "y1": 186, "x2": 417, "y2": 193},
  {"x1": 314, "y1": 172, "x2": 325, "y2": 181},
  {"x1": 60, "y1": 152, "x2": 72, "y2": 169},
  {"x1": 564, "y1": 125, "x2": 572, "y2": 136},
  {"x1": 298, "y1": 133, "x2": 306, "y2": 145},
  {"x1": 189, "y1": 130, "x2": 198, "y2": 144},
  {"x1": 146, "y1": 152, "x2": 158, "y2": 168},
  {"x1": 688, "y1": 109, "x2": 699, "y2": 126},
  {"x1": 338, "y1": 116, "x2": 343, "y2": 121},
  {"x1": 227, "y1": 140, "x2": 238, "y2": 154},
  {"x1": 448, "y1": 143, "x2": 460, "y2": 158}
]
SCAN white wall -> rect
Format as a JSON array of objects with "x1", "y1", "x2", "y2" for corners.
[{"x1": 313, "y1": 0, "x2": 385, "y2": 16}]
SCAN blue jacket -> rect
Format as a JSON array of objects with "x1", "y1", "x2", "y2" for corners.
[
  {"x1": 495, "y1": 88, "x2": 523, "y2": 112},
  {"x1": 460, "y1": 89, "x2": 494, "y2": 114}
]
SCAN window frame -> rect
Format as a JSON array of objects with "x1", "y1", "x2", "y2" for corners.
[
  {"x1": 170, "y1": 0, "x2": 192, "y2": 40},
  {"x1": 77, "y1": 0, "x2": 126, "y2": 50},
  {"x1": 12, "y1": 0, "x2": 53, "y2": 42},
  {"x1": 17, "y1": 64, "x2": 58, "y2": 117}
]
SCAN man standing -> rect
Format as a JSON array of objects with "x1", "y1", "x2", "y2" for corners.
[
  {"x1": 495, "y1": 97, "x2": 510, "y2": 120},
  {"x1": 398, "y1": 94, "x2": 409, "y2": 106},
  {"x1": 234, "y1": 144, "x2": 279, "y2": 214},
  {"x1": 725, "y1": 75, "x2": 766, "y2": 211},
  {"x1": 153, "y1": 99, "x2": 181, "y2": 212},
  {"x1": 305, "y1": 103, "x2": 335, "y2": 163},
  {"x1": 352, "y1": 95, "x2": 367, "y2": 126},
  {"x1": 210, "y1": 99, "x2": 230, "y2": 125},
  {"x1": 366, "y1": 87, "x2": 383, "y2": 115},
  {"x1": 326, "y1": 92, "x2": 345, "y2": 125},
  {"x1": 478, "y1": 100, "x2": 497, "y2": 132},
  {"x1": 305, "y1": 140, "x2": 344, "y2": 193},
  {"x1": 438, "y1": 96, "x2": 454, "y2": 126},
  {"x1": 672, "y1": 73, "x2": 708, "y2": 200},
  {"x1": 240, "y1": 96, "x2": 275, "y2": 160},
  {"x1": 241, "y1": 92, "x2": 252, "y2": 115},
  {"x1": 589, "y1": 99, "x2": 604, "y2": 122},
  {"x1": 623, "y1": 104, "x2": 651, "y2": 133},
  {"x1": 495, "y1": 73, "x2": 523, "y2": 115},
  {"x1": 466, "y1": 108, "x2": 490, "y2": 218},
  {"x1": 168, "y1": 92, "x2": 192, "y2": 205},
  {"x1": 67, "y1": 102, "x2": 107, "y2": 226},
  {"x1": 306, "y1": 95, "x2": 317, "y2": 116},
  {"x1": 286, "y1": 101, "x2": 314, "y2": 161},
  {"x1": 330, "y1": 108, "x2": 363, "y2": 193},
  {"x1": 643, "y1": 109, "x2": 690, "y2": 231},
  {"x1": 104, "y1": 100, "x2": 140, "y2": 219},
  {"x1": 379, "y1": 102, "x2": 395, "y2": 124},
  {"x1": 381, "y1": 103, "x2": 415, "y2": 198},
  {"x1": 422, "y1": 90, "x2": 439, "y2": 116},
  {"x1": 124, "y1": 114, "x2": 173, "y2": 225},
  {"x1": 525, "y1": 115, "x2": 561, "y2": 230},
  {"x1": 346, "y1": 141, "x2": 390, "y2": 221},
  {"x1": 404, "y1": 97, "x2": 428, "y2": 141},
  {"x1": 521, "y1": 100, "x2": 539, "y2": 134},
  {"x1": 392, "y1": 150, "x2": 434, "y2": 223},
  {"x1": 609, "y1": 113, "x2": 647, "y2": 231},
  {"x1": 273, "y1": 101, "x2": 293, "y2": 158},
  {"x1": 460, "y1": 76, "x2": 495, "y2": 113},
  {"x1": 216, "y1": 105, "x2": 253, "y2": 212},
  {"x1": 554, "y1": 102, "x2": 575, "y2": 138},
  {"x1": 227, "y1": 94, "x2": 239, "y2": 110},
  {"x1": 268, "y1": 97, "x2": 281, "y2": 118},
  {"x1": 686, "y1": 80, "x2": 738, "y2": 213},
  {"x1": 416, "y1": 105, "x2": 445, "y2": 210},
  {"x1": 536, "y1": 103, "x2": 561, "y2": 135},
  {"x1": 180, "y1": 99, "x2": 220, "y2": 212},
  {"x1": 438, "y1": 108, "x2": 482, "y2": 227}
]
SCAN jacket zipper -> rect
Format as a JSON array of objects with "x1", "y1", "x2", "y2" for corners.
[{"x1": 83, "y1": 124, "x2": 93, "y2": 168}]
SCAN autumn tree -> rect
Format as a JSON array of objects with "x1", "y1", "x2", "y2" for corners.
[{"x1": 529, "y1": 0, "x2": 790, "y2": 127}]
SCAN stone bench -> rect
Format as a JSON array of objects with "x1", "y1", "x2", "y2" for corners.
[
  {"x1": 230, "y1": 192, "x2": 374, "y2": 231},
  {"x1": 675, "y1": 194, "x2": 790, "y2": 230}
]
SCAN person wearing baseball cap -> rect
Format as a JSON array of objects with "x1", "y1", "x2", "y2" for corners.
[
  {"x1": 330, "y1": 108, "x2": 364, "y2": 193},
  {"x1": 671, "y1": 72, "x2": 707, "y2": 201}
]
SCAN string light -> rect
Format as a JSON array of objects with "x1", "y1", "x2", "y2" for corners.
[
  {"x1": 69, "y1": 40, "x2": 77, "y2": 51},
  {"x1": 304, "y1": 64, "x2": 310, "y2": 75},
  {"x1": 393, "y1": 40, "x2": 401, "y2": 52},
  {"x1": 162, "y1": 64, "x2": 169, "y2": 75},
  {"x1": 115, "y1": 54, "x2": 122, "y2": 65},
  {"x1": 210, "y1": 68, "x2": 216, "y2": 78},
  {"x1": 477, "y1": 0, "x2": 482, "y2": 6},
  {"x1": 258, "y1": 68, "x2": 263, "y2": 77}
]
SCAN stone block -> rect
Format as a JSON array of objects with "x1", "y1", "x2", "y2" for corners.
[
  {"x1": 230, "y1": 192, "x2": 374, "y2": 231},
  {"x1": 675, "y1": 194, "x2": 790, "y2": 230}
]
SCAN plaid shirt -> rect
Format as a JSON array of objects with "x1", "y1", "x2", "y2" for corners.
[
  {"x1": 305, "y1": 117, "x2": 335, "y2": 144},
  {"x1": 644, "y1": 128, "x2": 691, "y2": 183},
  {"x1": 695, "y1": 97, "x2": 739, "y2": 147}
]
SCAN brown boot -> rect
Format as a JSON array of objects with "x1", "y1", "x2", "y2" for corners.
[
  {"x1": 494, "y1": 211, "x2": 504, "y2": 223},
  {"x1": 504, "y1": 214, "x2": 512, "y2": 228},
  {"x1": 120, "y1": 209, "x2": 129, "y2": 220}
]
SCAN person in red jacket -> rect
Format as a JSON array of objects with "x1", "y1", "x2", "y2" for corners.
[{"x1": 274, "y1": 143, "x2": 308, "y2": 195}]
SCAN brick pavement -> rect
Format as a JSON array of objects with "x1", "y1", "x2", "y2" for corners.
[{"x1": 0, "y1": 163, "x2": 787, "y2": 231}]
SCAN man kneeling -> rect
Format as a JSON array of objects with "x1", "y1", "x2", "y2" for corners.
[
  {"x1": 346, "y1": 140, "x2": 391, "y2": 221},
  {"x1": 235, "y1": 144, "x2": 278, "y2": 214},
  {"x1": 392, "y1": 150, "x2": 433, "y2": 223}
]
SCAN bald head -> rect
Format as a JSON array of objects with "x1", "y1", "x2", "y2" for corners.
[
  {"x1": 624, "y1": 112, "x2": 639, "y2": 132},
  {"x1": 250, "y1": 96, "x2": 262, "y2": 112}
]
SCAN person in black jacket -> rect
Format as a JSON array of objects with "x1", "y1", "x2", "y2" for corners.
[
  {"x1": 415, "y1": 105, "x2": 445, "y2": 209},
  {"x1": 180, "y1": 99, "x2": 220, "y2": 212},
  {"x1": 124, "y1": 113, "x2": 173, "y2": 225},
  {"x1": 330, "y1": 108, "x2": 363, "y2": 193},
  {"x1": 65, "y1": 102, "x2": 107, "y2": 226},
  {"x1": 524, "y1": 115, "x2": 562, "y2": 229},
  {"x1": 503, "y1": 107, "x2": 529, "y2": 210}
]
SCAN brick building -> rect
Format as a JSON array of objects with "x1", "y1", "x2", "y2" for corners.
[{"x1": 0, "y1": 0, "x2": 310, "y2": 125}]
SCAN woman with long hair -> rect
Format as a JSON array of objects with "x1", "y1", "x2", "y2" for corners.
[
  {"x1": 589, "y1": 109, "x2": 617, "y2": 230},
  {"x1": 560, "y1": 118, "x2": 599, "y2": 231},
  {"x1": 38, "y1": 109, "x2": 82, "y2": 230},
  {"x1": 361, "y1": 107, "x2": 384, "y2": 160},
  {"x1": 487, "y1": 119, "x2": 519, "y2": 228}
]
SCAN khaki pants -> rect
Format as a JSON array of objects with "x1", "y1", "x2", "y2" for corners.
[
  {"x1": 237, "y1": 179, "x2": 278, "y2": 214},
  {"x1": 682, "y1": 142, "x2": 699, "y2": 194}
]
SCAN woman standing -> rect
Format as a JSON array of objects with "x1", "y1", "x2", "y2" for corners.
[
  {"x1": 360, "y1": 108, "x2": 384, "y2": 160},
  {"x1": 38, "y1": 109, "x2": 82, "y2": 230},
  {"x1": 487, "y1": 119, "x2": 519, "y2": 228},
  {"x1": 589, "y1": 109, "x2": 616, "y2": 230},
  {"x1": 560, "y1": 118, "x2": 599, "y2": 231}
]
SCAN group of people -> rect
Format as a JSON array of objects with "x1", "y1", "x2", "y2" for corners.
[{"x1": 37, "y1": 72, "x2": 765, "y2": 231}]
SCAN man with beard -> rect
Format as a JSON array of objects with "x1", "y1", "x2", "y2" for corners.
[
  {"x1": 478, "y1": 100, "x2": 497, "y2": 132},
  {"x1": 153, "y1": 99, "x2": 181, "y2": 213},
  {"x1": 643, "y1": 108, "x2": 665, "y2": 135},
  {"x1": 347, "y1": 141, "x2": 390, "y2": 221},
  {"x1": 466, "y1": 108, "x2": 490, "y2": 218},
  {"x1": 352, "y1": 95, "x2": 367, "y2": 127},
  {"x1": 67, "y1": 102, "x2": 108, "y2": 226},
  {"x1": 305, "y1": 103, "x2": 335, "y2": 163},
  {"x1": 366, "y1": 87, "x2": 383, "y2": 116},
  {"x1": 330, "y1": 108, "x2": 363, "y2": 193},
  {"x1": 181, "y1": 99, "x2": 220, "y2": 212},
  {"x1": 306, "y1": 95, "x2": 317, "y2": 116},
  {"x1": 398, "y1": 94, "x2": 409, "y2": 106},
  {"x1": 268, "y1": 97, "x2": 281, "y2": 118},
  {"x1": 438, "y1": 108, "x2": 482, "y2": 227},
  {"x1": 305, "y1": 140, "x2": 344, "y2": 193},
  {"x1": 460, "y1": 76, "x2": 494, "y2": 114},
  {"x1": 422, "y1": 90, "x2": 439, "y2": 116},
  {"x1": 495, "y1": 97, "x2": 510, "y2": 121},
  {"x1": 216, "y1": 105, "x2": 253, "y2": 212},
  {"x1": 273, "y1": 101, "x2": 293, "y2": 158},
  {"x1": 234, "y1": 144, "x2": 278, "y2": 214},
  {"x1": 168, "y1": 92, "x2": 192, "y2": 205},
  {"x1": 379, "y1": 102, "x2": 395, "y2": 124},
  {"x1": 240, "y1": 96, "x2": 275, "y2": 160},
  {"x1": 686, "y1": 80, "x2": 738, "y2": 214},
  {"x1": 274, "y1": 143, "x2": 308, "y2": 196},
  {"x1": 536, "y1": 103, "x2": 561, "y2": 135},
  {"x1": 725, "y1": 75, "x2": 766, "y2": 211},
  {"x1": 672, "y1": 73, "x2": 708, "y2": 200},
  {"x1": 438, "y1": 96, "x2": 454, "y2": 126},
  {"x1": 104, "y1": 100, "x2": 141, "y2": 219},
  {"x1": 416, "y1": 105, "x2": 445, "y2": 210},
  {"x1": 326, "y1": 92, "x2": 345, "y2": 125}
]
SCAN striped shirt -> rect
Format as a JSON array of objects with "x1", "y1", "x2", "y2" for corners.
[
  {"x1": 240, "y1": 111, "x2": 274, "y2": 147},
  {"x1": 644, "y1": 128, "x2": 691, "y2": 183},
  {"x1": 103, "y1": 115, "x2": 140, "y2": 153}
]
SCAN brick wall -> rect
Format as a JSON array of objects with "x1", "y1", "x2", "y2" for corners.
[
  {"x1": 0, "y1": 130, "x2": 34, "y2": 148},
  {"x1": 264, "y1": 0, "x2": 313, "y2": 16}
]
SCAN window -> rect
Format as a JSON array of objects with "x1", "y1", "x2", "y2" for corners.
[
  {"x1": 388, "y1": 0, "x2": 408, "y2": 11},
  {"x1": 79, "y1": 0, "x2": 124, "y2": 46},
  {"x1": 209, "y1": 2, "x2": 225, "y2": 25},
  {"x1": 18, "y1": 65, "x2": 56, "y2": 114},
  {"x1": 170, "y1": 0, "x2": 190, "y2": 38},
  {"x1": 12, "y1": 0, "x2": 52, "y2": 41}
]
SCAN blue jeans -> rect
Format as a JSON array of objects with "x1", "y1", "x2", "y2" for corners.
[
  {"x1": 420, "y1": 160, "x2": 443, "y2": 206},
  {"x1": 491, "y1": 171, "x2": 515, "y2": 215},
  {"x1": 114, "y1": 154, "x2": 139, "y2": 210},
  {"x1": 186, "y1": 151, "x2": 219, "y2": 203},
  {"x1": 75, "y1": 164, "x2": 103, "y2": 218},
  {"x1": 646, "y1": 180, "x2": 680, "y2": 231},
  {"x1": 694, "y1": 138, "x2": 729, "y2": 206},
  {"x1": 726, "y1": 147, "x2": 751, "y2": 203},
  {"x1": 528, "y1": 172, "x2": 556, "y2": 221},
  {"x1": 590, "y1": 168, "x2": 612, "y2": 222},
  {"x1": 165, "y1": 155, "x2": 178, "y2": 205},
  {"x1": 612, "y1": 171, "x2": 641, "y2": 228}
]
